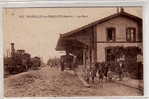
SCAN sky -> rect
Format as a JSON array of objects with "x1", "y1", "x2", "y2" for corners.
[{"x1": 3, "y1": 7, "x2": 142, "y2": 62}]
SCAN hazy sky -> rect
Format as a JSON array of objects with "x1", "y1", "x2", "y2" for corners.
[{"x1": 3, "y1": 7, "x2": 142, "y2": 62}]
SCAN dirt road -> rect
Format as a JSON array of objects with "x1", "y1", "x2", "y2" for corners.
[{"x1": 4, "y1": 66, "x2": 142, "y2": 97}]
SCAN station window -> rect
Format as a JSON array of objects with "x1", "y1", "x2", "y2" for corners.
[
  {"x1": 107, "y1": 28, "x2": 116, "y2": 41},
  {"x1": 126, "y1": 27, "x2": 136, "y2": 42}
]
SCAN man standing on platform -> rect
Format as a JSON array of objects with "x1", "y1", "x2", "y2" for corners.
[{"x1": 65, "y1": 51, "x2": 73, "y2": 70}]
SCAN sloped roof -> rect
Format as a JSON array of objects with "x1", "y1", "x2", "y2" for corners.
[
  {"x1": 56, "y1": 10, "x2": 142, "y2": 51},
  {"x1": 60, "y1": 10, "x2": 142, "y2": 38}
]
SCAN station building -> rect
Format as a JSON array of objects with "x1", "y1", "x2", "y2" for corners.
[{"x1": 56, "y1": 8, "x2": 143, "y2": 70}]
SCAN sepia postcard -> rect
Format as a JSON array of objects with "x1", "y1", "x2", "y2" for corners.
[{"x1": 3, "y1": 6, "x2": 144, "y2": 97}]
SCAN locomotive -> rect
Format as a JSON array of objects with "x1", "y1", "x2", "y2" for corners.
[{"x1": 4, "y1": 43, "x2": 41, "y2": 74}]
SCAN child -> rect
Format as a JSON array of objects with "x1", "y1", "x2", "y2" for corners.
[
  {"x1": 91, "y1": 66, "x2": 97, "y2": 83},
  {"x1": 98, "y1": 64, "x2": 104, "y2": 88},
  {"x1": 86, "y1": 67, "x2": 91, "y2": 84},
  {"x1": 107, "y1": 69, "x2": 113, "y2": 82}
]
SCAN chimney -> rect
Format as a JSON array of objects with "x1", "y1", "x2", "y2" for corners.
[
  {"x1": 120, "y1": 7, "x2": 124, "y2": 12},
  {"x1": 117, "y1": 7, "x2": 124, "y2": 13},
  {"x1": 11, "y1": 43, "x2": 15, "y2": 57}
]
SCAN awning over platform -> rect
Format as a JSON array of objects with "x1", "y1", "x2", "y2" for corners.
[{"x1": 56, "y1": 37, "x2": 88, "y2": 51}]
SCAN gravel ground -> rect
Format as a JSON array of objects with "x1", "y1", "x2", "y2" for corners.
[{"x1": 4, "y1": 66, "x2": 142, "y2": 97}]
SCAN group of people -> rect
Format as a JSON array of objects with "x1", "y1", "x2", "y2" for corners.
[
  {"x1": 59, "y1": 51, "x2": 126, "y2": 87},
  {"x1": 86, "y1": 61, "x2": 125, "y2": 86}
]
